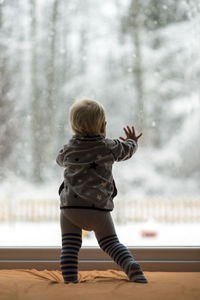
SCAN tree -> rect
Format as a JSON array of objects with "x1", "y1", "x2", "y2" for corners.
[
  {"x1": 123, "y1": 0, "x2": 145, "y2": 140},
  {"x1": 43, "y1": 0, "x2": 59, "y2": 169},
  {"x1": 30, "y1": 0, "x2": 43, "y2": 182},
  {"x1": 0, "y1": 1, "x2": 17, "y2": 179}
]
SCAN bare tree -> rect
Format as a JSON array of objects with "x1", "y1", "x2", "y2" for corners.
[
  {"x1": 45, "y1": 0, "x2": 59, "y2": 150},
  {"x1": 30, "y1": 0, "x2": 43, "y2": 182},
  {"x1": 128, "y1": 0, "x2": 145, "y2": 134},
  {"x1": 0, "y1": 1, "x2": 17, "y2": 179}
]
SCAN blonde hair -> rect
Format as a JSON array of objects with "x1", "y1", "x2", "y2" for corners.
[{"x1": 69, "y1": 98, "x2": 106, "y2": 136}]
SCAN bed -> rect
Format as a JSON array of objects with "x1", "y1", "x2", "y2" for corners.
[{"x1": 0, "y1": 269, "x2": 199, "y2": 300}]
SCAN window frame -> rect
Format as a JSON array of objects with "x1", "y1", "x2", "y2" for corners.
[{"x1": 0, "y1": 246, "x2": 199, "y2": 271}]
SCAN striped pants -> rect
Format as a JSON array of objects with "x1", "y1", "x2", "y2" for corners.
[{"x1": 60, "y1": 209, "x2": 147, "y2": 284}]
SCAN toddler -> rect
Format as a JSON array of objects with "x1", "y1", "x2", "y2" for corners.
[{"x1": 56, "y1": 98, "x2": 148, "y2": 284}]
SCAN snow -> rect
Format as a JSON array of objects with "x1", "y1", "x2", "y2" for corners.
[
  {"x1": 0, "y1": 0, "x2": 200, "y2": 247},
  {"x1": 0, "y1": 221, "x2": 199, "y2": 247},
  {"x1": 0, "y1": 178, "x2": 199, "y2": 247}
]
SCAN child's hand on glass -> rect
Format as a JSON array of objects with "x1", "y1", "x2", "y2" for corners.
[{"x1": 119, "y1": 125, "x2": 142, "y2": 143}]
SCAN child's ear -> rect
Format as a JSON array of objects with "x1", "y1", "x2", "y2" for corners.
[
  {"x1": 100, "y1": 124, "x2": 104, "y2": 133},
  {"x1": 101, "y1": 121, "x2": 106, "y2": 134}
]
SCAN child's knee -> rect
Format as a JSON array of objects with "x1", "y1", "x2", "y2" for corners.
[
  {"x1": 61, "y1": 233, "x2": 82, "y2": 251},
  {"x1": 97, "y1": 234, "x2": 119, "y2": 251}
]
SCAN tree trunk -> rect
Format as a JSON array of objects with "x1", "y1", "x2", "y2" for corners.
[
  {"x1": 0, "y1": 2, "x2": 17, "y2": 179},
  {"x1": 30, "y1": 0, "x2": 43, "y2": 182},
  {"x1": 130, "y1": 0, "x2": 145, "y2": 134},
  {"x1": 44, "y1": 0, "x2": 59, "y2": 165},
  {"x1": 129, "y1": 0, "x2": 147, "y2": 144}
]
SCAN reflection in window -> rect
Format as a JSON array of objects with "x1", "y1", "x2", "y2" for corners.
[{"x1": 0, "y1": 0, "x2": 199, "y2": 246}]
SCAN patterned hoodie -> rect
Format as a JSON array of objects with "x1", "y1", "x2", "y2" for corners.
[{"x1": 56, "y1": 134, "x2": 138, "y2": 211}]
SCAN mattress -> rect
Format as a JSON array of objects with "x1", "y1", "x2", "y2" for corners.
[{"x1": 0, "y1": 269, "x2": 199, "y2": 300}]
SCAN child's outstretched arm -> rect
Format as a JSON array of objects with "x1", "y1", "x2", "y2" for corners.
[
  {"x1": 119, "y1": 125, "x2": 142, "y2": 143},
  {"x1": 106, "y1": 125, "x2": 142, "y2": 162}
]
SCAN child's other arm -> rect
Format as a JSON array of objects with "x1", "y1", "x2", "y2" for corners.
[
  {"x1": 107, "y1": 126, "x2": 142, "y2": 161},
  {"x1": 56, "y1": 147, "x2": 66, "y2": 167}
]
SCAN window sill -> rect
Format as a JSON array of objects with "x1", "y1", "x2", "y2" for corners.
[{"x1": 0, "y1": 246, "x2": 199, "y2": 271}]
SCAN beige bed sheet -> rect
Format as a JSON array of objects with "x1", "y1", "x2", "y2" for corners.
[{"x1": 0, "y1": 269, "x2": 199, "y2": 300}]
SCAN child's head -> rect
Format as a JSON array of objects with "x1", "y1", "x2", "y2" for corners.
[{"x1": 69, "y1": 98, "x2": 106, "y2": 136}]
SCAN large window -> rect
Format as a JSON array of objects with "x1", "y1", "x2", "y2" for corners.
[{"x1": 0, "y1": 0, "x2": 199, "y2": 247}]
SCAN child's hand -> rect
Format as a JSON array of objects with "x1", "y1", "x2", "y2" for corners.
[{"x1": 119, "y1": 125, "x2": 142, "y2": 142}]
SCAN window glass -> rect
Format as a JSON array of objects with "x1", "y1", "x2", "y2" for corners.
[{"x1": 0, "y1": 0, "x2": 199, "y2": 246}]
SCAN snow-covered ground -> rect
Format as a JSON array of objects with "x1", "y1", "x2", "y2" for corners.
[
  {"x1": 0, "y1": 220, "x2": 199, "y2": 247},
  {"x1": 0, "y1": 179, "x2": 199, "y2": 247}
]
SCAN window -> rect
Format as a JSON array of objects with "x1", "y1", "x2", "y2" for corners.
[{"x1": 0, "y1": 0, "x2": 199, "y2": 250}]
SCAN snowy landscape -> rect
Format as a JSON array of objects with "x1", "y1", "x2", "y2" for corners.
[
  {"x1": 0, "y1": 0, "x2": 200, "y2": 246},
  {"x1": 1, "y1": 221, "x2": 200, "y2": 247}
]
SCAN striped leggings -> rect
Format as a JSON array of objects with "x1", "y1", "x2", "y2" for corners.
[{"x1": 60, "y1": 209, "x2": 147, "y2": 284}]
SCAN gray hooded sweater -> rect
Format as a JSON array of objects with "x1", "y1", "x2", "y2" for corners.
[{"x1": 56, "y1": 134, "x2": 138, "y2": 211}]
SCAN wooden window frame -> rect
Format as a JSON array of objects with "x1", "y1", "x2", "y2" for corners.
[{"x1": 0, "y1": 246, "x2": 199, "y2": 271}]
